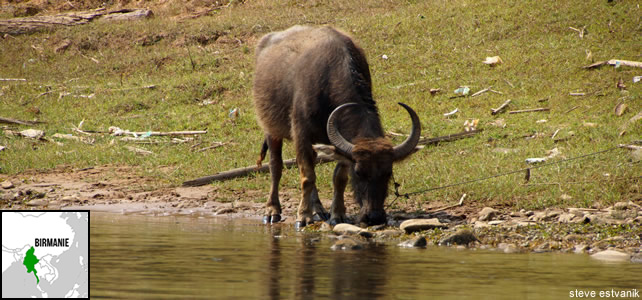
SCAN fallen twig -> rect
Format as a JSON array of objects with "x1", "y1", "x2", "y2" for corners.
[
  {"x1": 109, "y1": 126, "x2": 207, "y2": 136},
  {"x1": 0, "y1": 78, "x2": 27, "y2": 81},
  {"x1": 195, "y1": 142, "x2": 227, "y2": 152},
  {"x1": 583, "y1": 59, "x2": 642, "y2": 69},
  {"x1": 125, "y1": 146, "x2": 153, "y2": 155},
  {"x1": 565, "y1": 106, "x2": 580, "y2": 114},
  {"x1": 509, "y1": 108, "x2": 550, "y2": 114},
  {"x1": 471, "y1": 86, "x2": 492, "y2": 97},
  {"x1": 569, "y1": 92, "x2": 585, "y2": 96},
  {"x1": 503, "y1": 78, "x2": 514, "y2": 88},
  {"x1": 491, "y1": 99, "x2": 511, "y2": 115},
  {"x1": 426, "y1": 193, "x2": 466, "y2": 213},
  {"x1": 618, "y1": 144, "x2": 642, "y2": 151},
  {"x1": 0, "y1": 117, "x2": 42, "y2": 126},
  {"x1": 182, "y1": 154, "x2": 335, "y2": 186},
  {"x1": 185, "y1": 130, "x2": 483, "y2": 186}
]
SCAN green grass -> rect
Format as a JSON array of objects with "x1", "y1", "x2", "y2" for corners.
[{"x1": 0, "y1": 0, "x2": 640, "y2": 210}]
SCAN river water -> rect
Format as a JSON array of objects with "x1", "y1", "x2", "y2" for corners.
[{"x1": 90, "y1": 212, "x2": 641, "y2": 299}]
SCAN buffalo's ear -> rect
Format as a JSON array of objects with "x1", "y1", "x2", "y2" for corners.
[{"x1": 313, "y1": 144, "x2": 352, "y2": 163}]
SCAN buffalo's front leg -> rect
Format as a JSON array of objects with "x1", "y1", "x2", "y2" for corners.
[
  {"x1": 294, "y1": 145, "x2": 328, "y2": 230},
  {"x1": 328, "y1": 161, "x2": 350, "y2": 226},
  {"x1": 263, "y1": 135, "x2": 283, "y2": 224}
]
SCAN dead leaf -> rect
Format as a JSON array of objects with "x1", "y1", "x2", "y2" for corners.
[
  {"x1": 483, "y1": 56, "x2": 503, "y2": 65},
  {"x1": 617, "y1": 78, "x2": 626, "y2": 90}
]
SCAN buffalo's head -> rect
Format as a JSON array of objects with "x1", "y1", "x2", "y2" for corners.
[{"x1": 316, "y1": 102, "x2": 421, "y2": 226}]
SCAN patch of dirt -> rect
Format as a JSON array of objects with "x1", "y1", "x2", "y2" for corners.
[{"x1": 0, "y1": 164, "x2": 359, "y2": 223}]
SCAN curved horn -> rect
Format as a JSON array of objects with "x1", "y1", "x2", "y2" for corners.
[
  {"x1": 327, "y1": 103, "x2": 359, "y2": 159},
  {"x1": 393, "y1": 102, "x2": 421, "y2": 161}
]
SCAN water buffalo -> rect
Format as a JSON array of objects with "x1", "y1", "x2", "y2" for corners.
[{"x1": 253, "y1": 25, "x2": 421, "y2": 229}]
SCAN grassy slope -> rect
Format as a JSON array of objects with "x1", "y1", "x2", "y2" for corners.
[{"x1": 0, "y1": 0, "x2": 640, "y2": 209}]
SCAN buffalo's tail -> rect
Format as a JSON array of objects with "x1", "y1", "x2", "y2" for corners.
[{"x1": 256, "y1": 139, "x2": 269, "y2": 168}]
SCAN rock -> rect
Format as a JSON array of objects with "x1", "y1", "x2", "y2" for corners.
[
  {"x1": 398, "y1": 236, "x2": 427, "y2": 248},
  {"x1": 590, "y1": 249, "x2": 631, "y2": 262},
  {"x1": 564, "y1": 234, "x2": 584, "y2": 242},
  {"x1": 214, "y1": 207, "x2": 235, "y2": 215},
  {"x1": 319, "y1": 222, "x2": 332, "y2": 232},
  {"x1": 369, "y1": 224, "x2": 386, "y2": 231},
  {"x1": 573, "y1": 244, "x2": 588, "y2": 254},
  {"x1": 630, "y1": 253, "x2": 642, "y2": 264},
  {"x1": 1, "y1": 181, "x2": 14, "y2": 189},
  {"x1": 376, "y1": 229, "x2": 403, "y2": 238},
  {"x1": 500, "y1": 243, "x2": 519, "y2": 254},
  {"x1": 613, "y1": 201, "x2": 639, "y2": 210},
  {"x1": 439, "y1": 229, "x2": 479, "y2": 246},
  {"x1": 534, "y1": 242, "x2": 551, "y2": 253},
  {"x1": 399, "y1": 218, "x2": 448, "y2": 233},
  {"x1": 558, "y1": 213, "x2": 576, "y2": 223},
  {"x1": 333, "y1": 223, "x2": 366, "y2": 235},
  {"x1": 478, "y1": 207, "x2": 498, "y2": 221},
  {"x1": 330, "y1": 238, "x2": 363, "y2": 250},
  {"x1": 20, "y1": 129, "x2": 44, "y2": 139},
  {"x1": 530, "y1": 210, "x2": 561, "y2": 222},
  {"x1": 473, "y1": 221, "x2": 490, "y2": 229},
  {"x1": 26, "y1": 199, "x2": 47, "y2": 206}
]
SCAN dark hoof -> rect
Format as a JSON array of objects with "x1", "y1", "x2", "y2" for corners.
[
  {"x1": 262, "y1": 215, "x2": 282, "y2": 224},
  {"x1": 294, "y1": 220, "x2": 307, "y2": 231},
  {"x1": 313, "y1": 212, "x2": 330, "y2": 222}
]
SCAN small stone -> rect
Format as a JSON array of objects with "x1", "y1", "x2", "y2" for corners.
[
  {"x1": 319, "y1": 222, "x2": 332, "y2": 231},
  {"x1": 478, "y1": 207, "x2": 498, "y2": 221},
  {"x1": 376, "y1": 229, "x2": 403, "y2": 238},
  {"x1": 20, "y1": 129, "x2": 44, "y2": 139},
  {"x1": 398, "y1": 236, "x2": 427, "y2": 248},
  {"x1": 613, "y1": 201, "x2": 637, "y2": 211},
  {"x1": 558, "y1": 213, "x2": 576, "y2": 223},
  {"x1": 590, "y1": 249, "x2": 631, "y2": 262},
  {"x1": 473, "y1": 221, "x2": 490, "y2": 229},
  {"x1": 1, "y1": 181, "x2": 14, "y2": 189},
  {"x1": 503, "y1": 244, "x2": 519, "y2": 254},
  {"x1": 573, "y1": 244, "x2": 588, "y2": 254},
  {"x1": 439, "y1": 229, "x2": 479, "y2": 246},
  {"x1": 330, "y1": 238, "x2": 363, "y2": 250},
  {"x1": 333, "y1": 223, "x2": 366, "y2": 235},
  {"x1": 531, "y1": 210, "x2": 561, "y2": 222},
  {"x1": 369, "y1": 224, "x2": 386, "y2": 231},
  {"x1": 399, "y1": 218, "x2": 448, "y2": 233},
  {"x1": 26, "y1": 199, "x2": 47, "y2": 206},
  {"x1": 534, "y1": 242, "x2": 551, "y2": 253},
  {"x1": 214, "y1": 207, "x2": 235, "y2": 215}
]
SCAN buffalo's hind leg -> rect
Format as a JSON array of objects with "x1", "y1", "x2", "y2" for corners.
[{"x1": 263, "y1": 135, "x2": 283, "y2": 224}]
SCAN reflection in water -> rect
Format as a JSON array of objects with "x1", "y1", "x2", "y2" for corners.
[
  {"x1": 91, "y1": 213, "x2": 642, "y2": 299},
  {"x1": 263, "y1": 227, "x2": 389, "y2": 300}
]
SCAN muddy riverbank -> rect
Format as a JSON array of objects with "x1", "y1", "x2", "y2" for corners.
[{"x1": 1, "y1": 165, "x2": 640, "y2": 261}]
